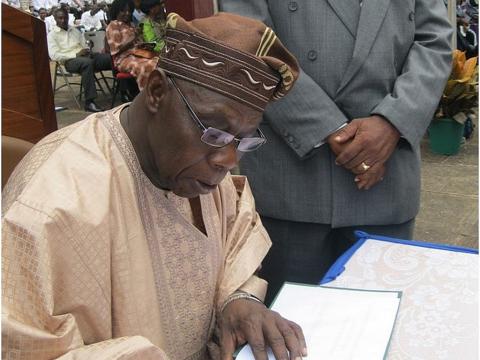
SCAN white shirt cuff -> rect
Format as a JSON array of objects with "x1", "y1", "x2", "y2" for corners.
[{"x1": 313, "y1": 122, "x2": 348, "y2": 148}]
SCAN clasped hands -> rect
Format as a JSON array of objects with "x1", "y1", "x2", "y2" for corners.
[
  {"x1": 219, "y1": 298, "x2": 307, "y2": 360},
  {"x1": 327, "y1": 115, "x2": 400, "y2": 190}
]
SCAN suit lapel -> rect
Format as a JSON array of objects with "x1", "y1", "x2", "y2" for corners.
[
  {"x1": 326, "y1": 0, "x2": 361, "y2": 38},
  {"x1": 336, "y1": 0, "x2": 391, "y2": 95}
]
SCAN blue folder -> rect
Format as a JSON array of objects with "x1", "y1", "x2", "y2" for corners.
[{"x1": 320, "y1": 231, "x2": 479, "y2": 285}]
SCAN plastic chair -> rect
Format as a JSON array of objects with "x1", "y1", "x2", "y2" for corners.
[
  {"x1": 84, "y1": 30, "x2": 113, "y2": 94},
  {"x1": 52, "y1": 60, "x2": 83, "y2": 109},
  {"x1": 52, "y1": 60, "x2": 110, "y2": 109},
  {"x1": 84, "y1": 30, "x2": 106, "y2": 53}
]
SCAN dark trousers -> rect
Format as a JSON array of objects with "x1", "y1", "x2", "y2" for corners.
[
  {"x1": 65, "y1": 53, "x2": 112, "y2": 103},
  {"x1": 259, "y1": 216, "x2": 415, "y2": 305}
]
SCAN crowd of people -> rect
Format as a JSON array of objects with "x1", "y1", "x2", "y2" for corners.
[
  {"x1": 38, "y1": 0, "x2": 166, "y2": 111},
  {"x1": 457, "y1": 0, "x2": 479, "y2": 58}
]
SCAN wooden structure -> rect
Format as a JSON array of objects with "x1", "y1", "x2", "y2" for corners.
[
  {"x1": 165, "y1": 0, "x2": 215, "y2": 20},
  {"x1": 2, "y1": 3, "x2": 57, "y2": 143}
]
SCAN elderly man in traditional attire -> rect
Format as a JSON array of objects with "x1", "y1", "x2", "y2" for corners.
[{"x1": 2, "y1": 12, "x2": 305, "y2": 360}]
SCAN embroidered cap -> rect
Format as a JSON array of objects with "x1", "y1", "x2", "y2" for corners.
[{"x1": 157, "y1": 12, "x2": 299, "y2": 112}]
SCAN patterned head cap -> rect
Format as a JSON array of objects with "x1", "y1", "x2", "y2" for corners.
[{"x1": 157, "y1": 12, "x2": 299, "y2": 112}]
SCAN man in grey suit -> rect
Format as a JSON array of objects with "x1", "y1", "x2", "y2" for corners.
[{"x1": 219, "y1": 0, "x2": 453, "y2": 303}]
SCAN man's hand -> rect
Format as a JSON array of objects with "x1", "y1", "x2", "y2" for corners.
[
  {"x1": 353, "y1": 162, "x2": 386, "y2": 190},
  {"x1": 327, "y1": 129, "x2": 386, "y2": 190},
  {"x1": 219, "y1": 298, "x2": 307, "y2": 360},
  {"x1": 76, "y1": 48, "x2": 90, "y2": 57},
  {"x1": 332, "y1": 115, "x2": 400, "y2": 172}
]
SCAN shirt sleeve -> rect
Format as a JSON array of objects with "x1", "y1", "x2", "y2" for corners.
[
  {"x1": 219, "y1": 0, "x2": 349, "y2": 159},
  {"x1": 214, "y1": 174, "x2": 272, "y2": 311},
  {"x1": 1, "y1": 203, "x2": 170, "y2": 360},
  {"x1": 48, "y1": 29, "x2": 86, "y2": 62},
  {"x1": 47, "y1": 31, "x2": 67, "y2": 62},
  {"x1": 370, "y1": 0, "x2": 453, "y2": 148},
  {"x1": 141, "y1": 20, "x2": 164, "y2": 52}
]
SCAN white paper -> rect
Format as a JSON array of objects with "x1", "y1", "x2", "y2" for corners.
[{"x1": 236, "y1": 283, "x2": 401, "y2": 360}]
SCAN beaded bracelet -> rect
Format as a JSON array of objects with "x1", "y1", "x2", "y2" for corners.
[{"x1": 220, "y1": 291, "x2": 265, "y2": 313}]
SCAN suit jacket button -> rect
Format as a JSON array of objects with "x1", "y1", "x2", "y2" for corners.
[
  {"x1": 308, "y1": 50, "x2": 317, "y2": 61},
  {"x1": 288, "y1": 1, "x2": 298, "y2": 11},
  {"x1": 409, "y1": 11, "x2": 415, "y2": 21},
  {"x1": 288, "y1": 135, "x2": 294, "y2": 143}
]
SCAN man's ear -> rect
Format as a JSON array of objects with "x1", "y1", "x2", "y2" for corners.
[{"x1": 144, "y1": 69, "x2": 170, "y2": 114}]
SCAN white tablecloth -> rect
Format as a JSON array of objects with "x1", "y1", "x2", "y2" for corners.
[{"x1": 326, "y1": 239, "x2": 478, "y2": 360}]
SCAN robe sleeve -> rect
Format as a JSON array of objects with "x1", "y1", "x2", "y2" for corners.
[
  {"x1": 215, "y1": 175, "x2": 272, "y2": 311},
  {"x1": 1, "y1": 202, "x2": 170, "y2": 360}
]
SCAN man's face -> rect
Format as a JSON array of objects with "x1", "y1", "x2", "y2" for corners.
[
  {"x1": 90, "y1": 3, "x2": 99, "y2": 14},
  {"x1": 146, "y1": 77, "x2": 263, "y2": 198},
  {"x1": 39, "y1": 9, "x2": 47, "y2": 20},
  {"x1": 117, "y1": 4, "x2": 131, "y2": 22},
  {"x1": 61, "y1": 3, "x2": 70, "y2": 12},
  {"x1": 54, "y1": 10, "x2": 68, "y2": 30}
]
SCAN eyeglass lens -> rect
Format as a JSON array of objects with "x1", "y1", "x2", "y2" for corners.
[
  {"x1": 169, "y1": 76, "x2": 266, "y2": 152},
  {"x1": 201, "y1": 128, "x2": 265, "y2": 152}
]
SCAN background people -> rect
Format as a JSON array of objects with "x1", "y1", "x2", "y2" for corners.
[
  {"x1": 48, "y1": 8, "x2": 111, "y2": 111},
  {"x1": 106, "y1": 0, "x2": 158, "y2": 90},
  {"x1": 139, "y1": 0, "x2": 165, "y2": 52}
]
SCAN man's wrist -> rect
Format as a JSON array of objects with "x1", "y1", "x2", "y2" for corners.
[
  {"x1": 316, "y1": 122, "x2": 348, "y2": 148},
  {"x1": 220, "y1": 291, "x2": 265, "y2": 313},
  {"x1": 371, "y1": 113, "x2": 402, "y2": 138}
]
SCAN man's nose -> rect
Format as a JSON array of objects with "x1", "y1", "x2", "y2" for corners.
[{"x1": 209, "y1": 143, "x2": 239, "y2": 171}]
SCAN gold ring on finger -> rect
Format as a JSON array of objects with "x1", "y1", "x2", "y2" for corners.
[{"x1": 360, "y1": 162, "x2": 370, "y2": 172}]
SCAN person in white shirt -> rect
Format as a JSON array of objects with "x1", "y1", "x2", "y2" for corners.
[
  {"x1": 38, "y1": 7, "x2": 48, "y2": 19},
  {"x1": 38, "y1": 7, "x2": 54, "y2": 36},
  {"x1": 48, "y1": 8, "x2": 111, "y2": 112},
  {"x1": 132, "y1": 0, "x2": 145, "y2": 25},
  {"x1": 80, "y1": 3, "x2": 103, "y2": 30},
  {"x1": 5, "y1": 0, "x2": 21, "y2": 9},
  {"x1": 32, "y1": 0, "x2": 58, "y2": 11},
  {"x1": 59, "y1": 0, "x2": 78, "y2": 24},
  {"x1": 95, "y1": 2, "x2": 108, "y2": 27},
  {"x1": 44, "y1": 7, "x2": 58, "y2": 32}
]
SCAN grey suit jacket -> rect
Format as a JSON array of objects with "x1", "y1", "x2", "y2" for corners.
[{"x1": 219, "y1": 0, "x2": 453, "y2": 227}]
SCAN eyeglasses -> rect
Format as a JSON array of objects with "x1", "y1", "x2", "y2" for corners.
[{"x1": 168, "y1": 77, "x2": 267, "y2": 152}]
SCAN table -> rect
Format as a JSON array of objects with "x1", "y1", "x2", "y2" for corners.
[{"x1": 320, "y1": 231, "x2": 478, "y2": 360}]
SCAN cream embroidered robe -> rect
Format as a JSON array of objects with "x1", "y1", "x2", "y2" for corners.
[{"x1": 2, "y1": 106, "x2": 271, "y2": 360}]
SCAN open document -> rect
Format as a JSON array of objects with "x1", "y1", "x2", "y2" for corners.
[{"x1": 236, "y1": 283, "x2": 401, "y2": 360}]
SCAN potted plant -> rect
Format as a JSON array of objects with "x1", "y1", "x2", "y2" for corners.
[{"x1": 430, "y1": 50, "x2": 478, "y2": 155}]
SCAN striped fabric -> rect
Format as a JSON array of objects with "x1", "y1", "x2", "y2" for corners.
[{"x1": 157, "y1": 12, "x2": 299, "y2": 111}]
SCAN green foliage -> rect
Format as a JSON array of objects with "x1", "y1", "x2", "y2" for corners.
[{"x1": 435, "y1": 50, "x2": 478, "y2": 122}]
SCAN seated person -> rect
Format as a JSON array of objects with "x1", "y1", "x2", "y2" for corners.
[
  {"x1": 80, "y1": 2, "x2": 103, "y2": 31},
  {"x1": 96, "y1": 1, "x2": 109, "y2": 28},
  {"x1": 67, "y1": 0, "x2": 84, "y2": 19},
  {"x1": 44, "y1": 6, "x2": 58, "y2": 33},
  {"x1": 37, "y1": 7, "x2": 48, "y2": 21},
  {"x1": 59, "y1": 0, "x2": 76, "y2": 25},
  {"x1": 5, "y1": 0, "x2": 21, "y2": 9},
  {"x1": 48, "y1": 8, "x2": 112, "y2": 112},
  {"x1": 106, "y1": 0, "x2": 158, "y2": 90},
  {"x1": 37, "y1": 7, "x2": 52, "y2": 35},
  {"x1": 2, "y1": 12, "x2": 308, "y2": 360},
  {"x1": 132, "y1": 0, "x2": 145, "y2": 26},
  {"x1": 32, "y1": 0, "x2": 57, "y2": 12},
  {"x1": 139, "y1": 0, "x2": 166, "y2": 52}
]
